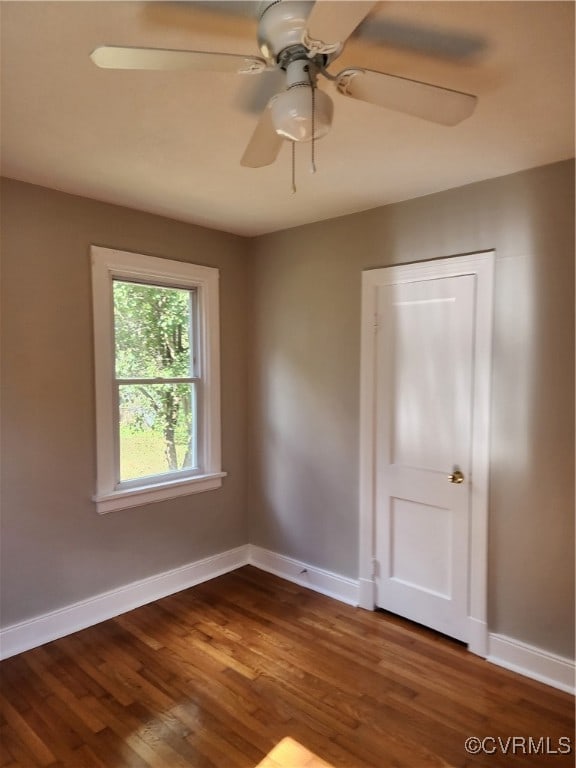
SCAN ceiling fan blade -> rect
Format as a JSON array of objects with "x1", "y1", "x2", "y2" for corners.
[
  {"x1": 240, "y1": 103, "x2": 283, "y2": 168},
  {"x1": 304, "y1": 1, "x2": 378, "y2": 50},
  {"x1": 90, "y1": 46, "x2": 266, "y2": 74},
  {"x1": 235, "y1": 68, "x2": 286, "y2": 114},
  {"x1": 144, "y1": 2, "x2": 258, "y2": 41},
  {"x1": 336, "y1": 68, "x2": 477, "y2": 126},
  {"x1": 184, "y1": 1, "x2": 258, "y2": 16},
  {"x1": 355, "y1": 17, "x2": 486, "y2": 61}
]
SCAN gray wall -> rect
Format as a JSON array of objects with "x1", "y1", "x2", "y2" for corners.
[
  {"x1": 1, "y1": 178, "x2": 251, "y2": 626},
  {"x1": 248, "y1": 160, "x2": 575, "y2": 659}
]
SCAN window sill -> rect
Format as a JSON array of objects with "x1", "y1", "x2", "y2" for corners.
[{"x1": 93, "y1": 472, "x2": 227, "y2": 515}]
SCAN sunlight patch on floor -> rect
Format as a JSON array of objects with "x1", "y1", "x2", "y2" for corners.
[{"x1": 255, "y1": 737, "x2": 335, "y2": 768}]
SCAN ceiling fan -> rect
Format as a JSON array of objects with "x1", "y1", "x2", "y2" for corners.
[{"x1": 91, "y1": 1, "x2": 477, "y2": 169}]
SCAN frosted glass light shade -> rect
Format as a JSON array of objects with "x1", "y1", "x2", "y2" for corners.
[{"x1": 271, "y1": 87, "x2": 334, "y2": 142}]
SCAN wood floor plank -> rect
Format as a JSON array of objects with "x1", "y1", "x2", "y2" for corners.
[
  {"x1": 1, "y1": 566, "x2": 573, "y2": 768},
  {"x1": 0, "y1": 724, "x2": 52, "y2": 768},
  {"x1": 0, "y1": 692, "x2": 56, "y2": 767}
]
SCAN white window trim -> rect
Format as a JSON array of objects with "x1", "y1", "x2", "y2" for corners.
[{"x1": 90, "y1": 245, "x2": 225, "y2": 514}]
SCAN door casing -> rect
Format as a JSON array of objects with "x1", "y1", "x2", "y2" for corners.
[{"x1": 358, "y1": 251, "x2": 495, "y2": 657}]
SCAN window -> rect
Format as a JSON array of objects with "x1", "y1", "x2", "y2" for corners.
[{"x1": 91, "y1": 246, "x2": 224, "y2": 514}]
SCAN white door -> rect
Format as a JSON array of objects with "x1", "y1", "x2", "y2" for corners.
[{"x1": 373, "y1": 273, "x2": 476, "y2": 641}]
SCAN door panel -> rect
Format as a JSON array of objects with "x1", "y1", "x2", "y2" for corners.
[
  {"x1": 390, "y1": 497, "x2": 452, "y2": 598},
  {"x1": 374, "y1": 274, "x2": 476, "y2": 641}
]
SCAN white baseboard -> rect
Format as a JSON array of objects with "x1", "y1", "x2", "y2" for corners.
[
  {"x1": 488, "y1": 633, "x2": 575, "y2": 695},
  {"x1": 248, "y1": 544, "x2": 359, "y2": 606},
  {"x1": 2, "y1": 544, "x2": 573, "y2": 697},
  {"x1": 0, "y1": 545, "x2": 249, "y2": 660}
]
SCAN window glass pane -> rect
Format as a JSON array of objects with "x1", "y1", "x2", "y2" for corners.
[
  {"x1": 119, "y1": 383, "x2": 196, "y2": 481},
  {"x1": 114, "y1": 281, "x2": 193, "y2": 379}
]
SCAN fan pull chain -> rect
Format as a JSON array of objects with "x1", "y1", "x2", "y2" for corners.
[
  {"x1": 291, "y1": 141, "x2": 297, "y2": 194},
  {"x1": 311, "y1": 84, "x2": 317, "y2": 174},
  {"x1": 308, "y1": 66, "x2": 317, "y2": 175}
]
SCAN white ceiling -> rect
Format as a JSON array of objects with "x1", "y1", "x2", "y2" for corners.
[{"x1": 1, "y1": 1, "x2": 574, "y2": 236}]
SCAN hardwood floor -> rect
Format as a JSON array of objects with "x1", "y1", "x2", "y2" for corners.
[{"x1": 0, "y1": 566, "x2": 573, "y2": 768}]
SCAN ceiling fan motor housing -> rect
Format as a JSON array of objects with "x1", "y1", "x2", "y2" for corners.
[{"x1": 257, "y1": 0, "x2": 315, "y2": 62}]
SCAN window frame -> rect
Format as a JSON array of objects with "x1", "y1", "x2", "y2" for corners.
[{"x1": 91, "y1": 246, "x2": 225, "y2": 514}]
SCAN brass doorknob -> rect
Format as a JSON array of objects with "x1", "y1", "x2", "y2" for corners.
[{"x1": 448, "y1": 469, "x2": 465, "y2": 484}]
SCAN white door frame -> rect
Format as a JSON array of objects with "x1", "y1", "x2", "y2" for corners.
[{"x1": 358, "y1": 251, "x2": 495, "y2": 657}]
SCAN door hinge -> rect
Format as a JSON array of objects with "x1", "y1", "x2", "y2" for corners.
[
  {"x1": 372, "y1": 558, "x2": 380, "y2": 579},
  {"x1": 373, "y1": 312, "x2": 381, "y2": 332}
]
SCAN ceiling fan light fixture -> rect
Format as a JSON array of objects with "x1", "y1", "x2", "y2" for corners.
[{"x1": 270, "y1": 85, "x2": 333, "y2": 142}]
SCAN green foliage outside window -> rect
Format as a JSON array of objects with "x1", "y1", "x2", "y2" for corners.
[{"x1": 113, "y1": 281, "x2": 196, "y2": 480}]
